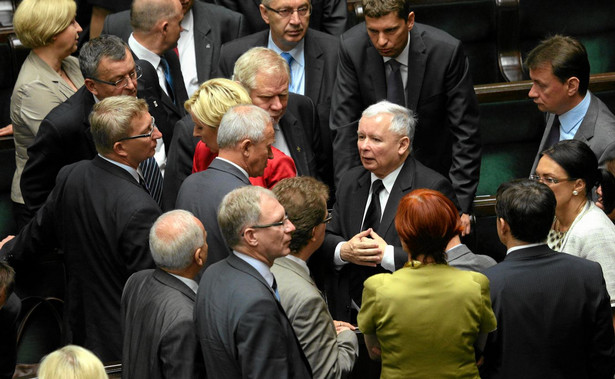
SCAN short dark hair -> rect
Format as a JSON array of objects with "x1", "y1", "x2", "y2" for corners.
[
  {"x1": 0, "y1": 261, "x2": 16, "y2": 299},
  {"x1": 496, "y1": 179, "x2": 556, "y2": 243},
  {"x1": 273, "y1": 177, "x2": 329, "y2": 254},
  {"x1": 525, "y1": 35, "x2": 590, "y2": 96},
  {"x1": 362, "y1": 0, "x2": 410, "y2": 20},
  {"x1": 599, "y1": 168, "x2": 615, "y2": 214},
  {"x1": 540, "y1": 139, "x2": 599, "y2": 198}
]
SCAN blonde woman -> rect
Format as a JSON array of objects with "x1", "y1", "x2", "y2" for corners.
[{"x1": 38, "y1": 345, "x2": 107, "y2": 379}]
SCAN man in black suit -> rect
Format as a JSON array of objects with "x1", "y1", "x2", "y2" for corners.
[
  {"x1": 217, "y1": 1, "x2": 339, "y2": 186},
  {"x1": 481, "y1": 179, "x2": 615, "y2": 378},
  {"x1": 527, "y1": 35, "x2": 615, "y2": 173},
  {"x1": 322, "y1": 100, "x2": 457, "y2": 322},
  {"x1": 195, "y1": 185, "x2": 312, "y2": 378},
  {"x1": 330, "y1": 0, "x2": 480, "y2": 234},
  {"x1": 21, "y1": 35, "x2": 164, "y2": 213},
  {"x1": 102, "y1": 0, "x2": 246, "y2": 97},
  {"x1": 126, "y1": 0, "x2": 189, "y2": 151},
  {"x1": 208, "y1": 0, "x2": 346, "y2": 36},
  {"x1": 0, "y1": 96, "x2": 163, "y2": 362},
  {"x1": 176, "y1": 105, "x2": 274, "y2": 270},
  {"x1": 122, "y1": 209, "x2": 207, "y2": 379}
]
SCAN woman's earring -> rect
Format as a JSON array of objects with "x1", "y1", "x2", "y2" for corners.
[{"x1": 572, "y1": 190, "x2": 578, "y2": 196}]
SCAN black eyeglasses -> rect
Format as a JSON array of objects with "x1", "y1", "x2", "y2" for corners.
[
  {"x1": 321, "y1": 209, "x2": 333, "y2": 225},
  {"x1": 263, "y1": 4, "x2": 311, "y2": 17},
  {"x1": 88, "y1": 65, "x2": 142, "y2": 88},
  {"x1": 116, "y1": 117, "x2": 157, "y2": 142},
  {"x1": 529, "y1": 174, "x2": 576, "y2": 185},
  {"x1": 250, "y1": 214, "x2": 290, "y2": 229}
]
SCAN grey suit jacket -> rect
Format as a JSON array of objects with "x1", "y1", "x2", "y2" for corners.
[
  {"x1": 531, "y1": 92, "x2": 615, "y2": 173},
  {"x1": 175, "y1": 158, "x2": 250, "y2": 269},
  {"x1": 102, "y1": 1, "x2": 246, "y2": 84},
  {"x1": 330, "y1": 23, "x2": 481, "y2": 214},
  {"x1": 122, "y1": 269, "x2": 204, "y2": 379},
  {"x1": 271, "y1": 257, "x2": 358, "y2": 379},
  {"x1": 446, "y1": 243, "x2": 496, "y2": 272},
  {"x1": 196, "y1": 253, "x2": 312, "y2": 378}
]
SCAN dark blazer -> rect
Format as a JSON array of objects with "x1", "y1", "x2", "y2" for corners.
[
  {"x1": 102, "y1": 2, "x2": 246, "y2": 85},
  {"x1": 482, "y1": 244, "x2": 615, "y2": 378},
  {"x1": 175, "y1": 158, "x2": 251, "y2": 270},
  {"x1": 20, "y1": 86, "x2": 97, "y2": 213},
  {"x1": 195, "y1": 252, "x2": 312, "y2": 378},
  {"x1": 0, "y1": 293, "x2": 20, "y2": 379},
  {"x1": 217, "y1": 29, "x2": 338, "y2": 187},
  {"x1": 330, "y1": 22, "x2": 481, "y2": 214},
  {"x1": 134, "y1": 55, "x2": 188, "y2": 150},
  {"x1": 163, "y1": 93, "x2": 320, "y2": 211},
  {"x1": 122, "y1": 268, "x2": 204, "y2": 379},
  {"x1": 322, "y1": 156, "x2": 457, "y2": 321},
  {"x1": 3, "y1": 156, "x2": 161, "y2": 362},
  {"x1": 531, "y1": 92, "x2": 615, "y2": 173},
  {"x1": 207, "y1": 0, "x2": 346, "y2": 35}
]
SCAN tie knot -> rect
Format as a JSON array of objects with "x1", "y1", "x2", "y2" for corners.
[
  {"x1": 371, "y1": 179, "x2": 384, "y2": 196},
  {"x1": 388, "y1": 59, "x2": 401, "y2": 72},
  {"x1": 280, "y1": 52, "x2": 293, "y2": 67}
]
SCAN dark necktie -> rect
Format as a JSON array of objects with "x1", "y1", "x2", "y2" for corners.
[
  {"x1": 386, "y1": 59, "x2": 405, "y2": 106},
  {"x1": 280, "y1": 52, "x2": 293, "y2": 87},
  {"x1": 362, "y1": 179, "x2": 385, "y2": 232},
  {"x1": 159, "y1": 56, "x2": 175, "y2": 104},
  {"x1": 139, "y1": 157, "x2": 163, "y2": 207},
  {"x1": 271, "y1": 276, "x2": 281, "y2": 301},
  {"x1": 545, "y1": 115, "x2": 561, "y2": 148}
]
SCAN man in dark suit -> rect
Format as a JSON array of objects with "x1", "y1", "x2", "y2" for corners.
[
  {"x1": 323, "y1": 100, "x2": 457, "y2": 322},
  {"x1": 176, "y1": 105, "x2": 274, "y2": 269},
  {"x1": 0, "y1": 96, "x2": 163, "y2": 362},
  {"x1": 481, "y1": 179, "x2": 615, "y2": 378},
  {"x1": 527, "y1": 35, "x2": 615, "y2": 173},
  {"x1": 122, "y1": 209, "x2": 207, "y2": 379},
  {"x1": 208, "y1": 0, "x2": 346, "y2": 36},
  {"x1": 445, "y1": 234, "x2": 496, "y2": 272},
  {"x1": 102, "y1": 0, "x2": 246, "y2": 97},
  {"x1": 330, "y1": 0, "x2": 480, "y2": 234},
  {"x1": 195, "y1": 185, "x2": 312, "y2": 378},
  {"x1": 21, "y1": 35, "x2": 163, "y2": 213},
  {"x1": 217, "y1": 2, "x2": 339, "y2": 187},
  {"x1": 126, "y1": 0, "x2": 189, "y2": 150}
]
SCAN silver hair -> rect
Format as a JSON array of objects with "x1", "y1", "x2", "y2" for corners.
[
  {"x1": 217, "y1": 104, "x2": 272, "y2": 149},
  {"x1": 149, "y1": 210, "x2": 204, "y2": 270},
  {"x1": 360, "y1": 100, "x2": 417, "y2": 139},
  {"x1": 232, "y1": 47, "x2": 290, "y2": 91},
  {"x1": 79, "y1": 35, "x2": 129, "y2": 79},
  {"x1": 218, "y1": 186, "x2": 276, "y2": 249}
]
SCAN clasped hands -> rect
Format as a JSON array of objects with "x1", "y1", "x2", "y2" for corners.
[{"x1": 340, "y1": 228, "x2": 386, "y2": 267}]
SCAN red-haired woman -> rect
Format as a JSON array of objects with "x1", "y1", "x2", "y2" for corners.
[{"x1": 357, "y1": 189, "x2": 497, "y2": 378}]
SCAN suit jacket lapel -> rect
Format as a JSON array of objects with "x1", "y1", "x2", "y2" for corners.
[
  {"x1": 192, "y1": 4, "x2": 213, "y2": 83},
  {"x1": 351, "y1": 170, "x2": 372, "y2": 233},
  {"x1": 278, "y1": 113, "x2": 308, "y2": 175},
  {"x1": 91, "y1": 155, "x2": 142, "y2": 189},
  {"x1": 378, "y1": 159, "x2": 414, "y2": 236},
  {"x1": 153, "y1": 268, "x2": 196, "y2": 301},
  {"x1": 209, "y1": 158, "x2": 251, "y2": 185},
  {"x1": 228, "y1": 253, "x2": 278, "y2": 300},
  {"x1": 303, "y1": 31, "x2": 324, "y2": 104},
  {"x1": 574, "y1": 92, "x2": 599, "y2": 143},
  {"x1": 406, "y1": 27, "x2": 427, "y2": 111}
]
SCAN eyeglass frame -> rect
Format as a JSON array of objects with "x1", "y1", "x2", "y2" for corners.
[
  {"x1": 321, "y1": 209, "x2": 333, "y2": 225},
  {"x1": 116, "y1": 117, "x2": 157, "y2": 142},
  {"x1": 263, "y1": 4, "x2": 312, "y2": 17},
  {"x1": 87, "y1": 65, "x2": 142, "y2": 88},
  {"x1": 529, "y1": 174, "x2": 577, "y2": 185},
  {"x1": 241, "y1": 214, "x2": 291, "y2": 237}
]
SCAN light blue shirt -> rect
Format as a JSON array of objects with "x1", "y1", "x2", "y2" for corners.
[
  {"x1": 233, "y1": 251, "x2": 276, "y2": 289},
  {"x1": 559, "y1": 91, "x2": 591, "y2": 141},
  {"x1": 267, "y1": 35, "x2": 306, "y2": 95}
]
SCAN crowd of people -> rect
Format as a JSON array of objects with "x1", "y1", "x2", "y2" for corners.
[{"x1": 1, "y1": 0, "x2": 615, "y2": 378}]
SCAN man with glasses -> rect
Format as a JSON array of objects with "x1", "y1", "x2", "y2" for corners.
[
  {"x1": 21, "y1": 35, "x2": 165, "y2": 212},
  {"x1": 0, "y1": 96, "x2": 163, "y2": 362},
  {"x1": 176, "y1": 104, "x2": 275, "y2": 270},
  {"x1": 271, "y1": 177, "x2": 358, "y2": 379},
  {"x1": 217, "y1": 0, "x2": 339, "y2": 188},
  {"x1": 195, "y1": 185, "x2": 312, "y2": 378}
]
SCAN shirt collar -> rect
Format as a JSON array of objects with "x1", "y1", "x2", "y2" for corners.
[
  {"x1": 370, "y1": 161, "x2": 404, "y2": 194},
  {"x1": 180, "y1": 9, "x2": 193, "y2": 33},
  {"x1": 559, "y1": 91, "x2": 591, "y2": 134},
  {"x1": 128, "y1": 34, "x2": 161, "y2": 68},
  {"x1": 284, "y1": 254, "x2": 310, "y2": 276},
  {"x1": 506, "y1": 242, "x2": 546, "y2": 255},
  {"x1": 233, "y1": 251, "x2": 275, "y2": 287},
  {"x1": 215, "y1": 157, "x2": 250, "y2": 181},
  {"x1": 383, "y1": 31, "x2": 410, "y2": 67},
  {"x1": 169, "y1": 272, "x2": 198, "y2": 294},
  {"x1": 267, "y1": 33, "x2": 306, "y2": 68},
  {"x1": 98, "y1": 153, "x2": 140, "y2": 183}
]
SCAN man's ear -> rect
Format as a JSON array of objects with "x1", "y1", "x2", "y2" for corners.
[
  {"x1": 113, "y1": 141, "x2": 129, "y2": 158},
  {"x1": 243, "y1": 228, "x2": 258, "y2": 247},
  {"x1": 193, "y1": 247, "x2": 205, "y2": 267},
  {"x1": 240, "y1": 139, "x2": 252, "y2": 157},
  {"x1": 566, "y1": 76, "x2": 580, "y2": 97},
  {"x1": 398, "y1": 136, "x2": 410, "y2": 155},
  {"x1": 259, "y1": 4, "x2": 270, "y2": 24},
  {"x1": 406, "y1": 11, "x2": 415, "y2": 32},
  {"x1": 84, "y1": 79, "x2": 98, "y2": 96}
]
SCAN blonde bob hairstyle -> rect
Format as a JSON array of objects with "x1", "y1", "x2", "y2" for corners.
[
  {"x1": 14, "y1": 0, "x2": 77, "y2": 49},
  {"x1": 184, "y1": 78, "x2": 252, "y2": 129},
  {"x1": 38, "y1": 345, "x2": 107, "y2": 379}
]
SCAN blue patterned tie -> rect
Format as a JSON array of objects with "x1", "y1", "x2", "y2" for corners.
[
  {"x1": 159, "y1": 56, "x2": 175, "y2": 104},
  {"x1": 280, "y1": 52, "x2": 293, "y2": 88},
  {"x1": 139, "y1": 157, "x2": 163, "y2": 207}
]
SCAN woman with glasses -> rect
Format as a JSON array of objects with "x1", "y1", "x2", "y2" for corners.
[
  {"x1": 10, "y1": 0, "x2": 84, "y2": 229},
  {"x1": 358, "y1": 189, "x2": 497, "y2": 378},
  {"x1": 534, "y1": 139, "x2": 615, "y2": 308}
]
